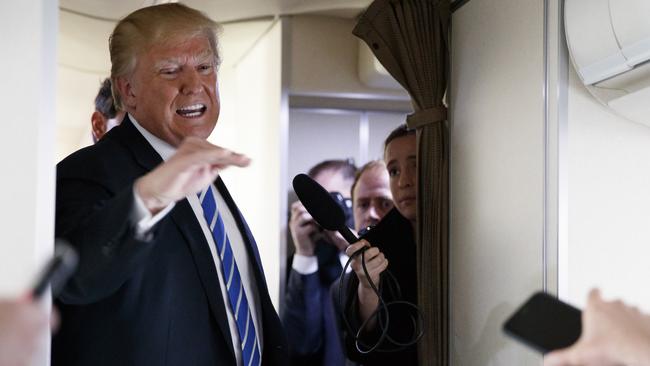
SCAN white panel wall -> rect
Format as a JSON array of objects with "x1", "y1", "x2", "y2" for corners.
[
  {"x1": 367, "y1": 112, "x2": 406, "y2": 160},
  {"x1": 0, "y1": 0, "x2": 57, "y2": 294},
  {"x1": 287, "y1": 109, "x2": 405, "y2": 183},
  {"x1": 57, "y1": 10, "x2": 113, "y2": 160},
  {"x1": 288, "y1": 109, "x2": 362, "y2": 180},
  {"x1": 450, "y1": 0, "x2": 545, "y2": 364},
  {"x1": 564, "y1": 69, "x2": 650, "y2": 310},
  {"x1": 0, "y1": 1, "x2": 58, "y2": 365},
  {"x1": 213, "y1": 20, "x2": 285, "y2": 308}
]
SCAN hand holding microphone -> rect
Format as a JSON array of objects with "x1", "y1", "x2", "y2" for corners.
[{"x1": 0, "y1": 240, "x2": 78, "y2": 366}]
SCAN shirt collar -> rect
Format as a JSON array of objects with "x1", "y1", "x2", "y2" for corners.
[{"x1": 129, "y1": 114, "x2": 177, "y2": 162}]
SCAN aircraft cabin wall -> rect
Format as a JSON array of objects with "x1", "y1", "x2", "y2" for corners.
[{"x1": 451, "y1": 0, "x2": 650, "y2": 364}]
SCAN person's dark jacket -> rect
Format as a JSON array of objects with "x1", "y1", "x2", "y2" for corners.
[{"x1": 338, "y1": 208, "x2": 419, "y2": 366}]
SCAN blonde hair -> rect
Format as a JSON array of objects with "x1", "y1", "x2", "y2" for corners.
[{"x1": 109, "y1": 3, "x2": 222, "y2": 110}]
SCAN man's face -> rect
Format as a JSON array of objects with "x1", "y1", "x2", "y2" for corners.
[
  {"x1": 92, "y1": 110, "x2": 126, "y2": 142},
  {"x1": 352, "y1": 166, "x2": 393, "y2": 232},
  {"x1": 313, "y1": 169, "x2": 353, "y2": 199},
  {"x1": 385, "y1": 134, "x2": 417, "y2": 222},
  {"x1": 119, "y1": 36, "x2": 220, "y2": 146}
]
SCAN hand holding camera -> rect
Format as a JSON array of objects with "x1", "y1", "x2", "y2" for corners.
[
  {"x1": 289, "y1": 191, "x2": 354, "y2": 257},
  {"x1": 289, "y1": 200, "x2": 320, "y2": 256}
]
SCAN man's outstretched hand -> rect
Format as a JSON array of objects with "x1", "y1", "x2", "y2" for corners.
[{"x1": 135, "y1": 137, "x2": 250, "y2": 214}]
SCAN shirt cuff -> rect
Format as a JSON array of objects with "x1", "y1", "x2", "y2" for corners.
[
  {"x1": 339, "y1": 253, "x2": 352, "y2": 273},
  {"x1": 132, "y1": 186, "x2": 175, "y2": 238},
  {"x1": 292, "y1": 254, "x2": 319, "y2": 275}
]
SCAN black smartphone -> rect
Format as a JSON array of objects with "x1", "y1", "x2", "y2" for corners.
[
  {"x1": 503, "y1": 291, "x2": 582, "y2": 354},
  {"x1": 31, "y1": 240, "x2": 79, "y2": 299}
]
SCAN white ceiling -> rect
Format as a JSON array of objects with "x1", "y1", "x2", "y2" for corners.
[{"x1": 59, "y1": 0, "x2": 371, "y2": 22}]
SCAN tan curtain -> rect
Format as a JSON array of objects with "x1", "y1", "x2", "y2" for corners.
[{"x1": 353, "y1": 0, "x2": 450, "y2": 365}]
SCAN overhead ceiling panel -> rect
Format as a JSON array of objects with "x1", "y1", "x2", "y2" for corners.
[{"x1": 60, "y1": 0, "x2": 371, "y2": 22}]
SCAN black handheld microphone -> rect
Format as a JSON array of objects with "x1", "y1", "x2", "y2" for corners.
[
  {"x1": 31, "y1": 239, "x2": 79, "y2": 299},
  {"x1": 292, "y1": 173, "x2": 358, "y2": 245}
]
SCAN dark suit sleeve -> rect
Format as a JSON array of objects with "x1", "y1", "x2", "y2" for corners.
[
  {"x1": 281, "y1": 268, "x2": 324, "y2": 363},
  {"x1": 56, "y1": 176, "x2": 164, "y2": 305}
]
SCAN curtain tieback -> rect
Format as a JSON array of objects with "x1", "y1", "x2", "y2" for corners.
[{"x1": 406, "y1": 106, "x2": 447, "y2": 129}]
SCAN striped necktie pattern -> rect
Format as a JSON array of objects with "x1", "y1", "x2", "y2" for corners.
[{"x1": 199, "y1": 186, "x2": 261, "y2": 366}]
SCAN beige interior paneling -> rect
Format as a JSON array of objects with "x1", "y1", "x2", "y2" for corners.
[
  {"x1": 565, "y1": 68, "x2": 650, "y2": 311},
  {"x1": 450, "y1": 0, "x2": 545, "y2": 364}
]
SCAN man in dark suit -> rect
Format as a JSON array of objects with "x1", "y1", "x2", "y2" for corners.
[
  {"x1": 53, "y1": 4, "x2": 288, "y2": 366},
  {"x1": 283, "y1": 160, "x2": 356, "y2": 365}
]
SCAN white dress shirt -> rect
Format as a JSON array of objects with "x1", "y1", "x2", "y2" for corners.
[
  {"x1": 292, "y1": 253, "x2": 351, "y2": 275},
  {"x1": 130, "y1": 116, "x2": 263, "y2": 366}
]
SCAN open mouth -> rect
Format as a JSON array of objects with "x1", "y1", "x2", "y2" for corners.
[{"x1": 176, "y1": 103, "x2": 207, "y2": 118}]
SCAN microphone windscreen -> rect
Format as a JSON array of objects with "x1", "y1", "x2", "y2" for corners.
[{"x1": 292, "y1": 173, "x2": 345, "y2": 231}]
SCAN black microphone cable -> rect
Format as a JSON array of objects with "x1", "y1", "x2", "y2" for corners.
[{"x1": 338, "y1": 244, "x2": 424, "y2": 354}]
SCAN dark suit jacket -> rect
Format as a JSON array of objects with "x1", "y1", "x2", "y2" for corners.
[
  {"x1": 339, "y1": 208, "x2": 419, "y2": 366},
  {"x1": 52, "y1": 117, "x2": 288, "y2": 366},
  {"x1": 282, "y1": 264, "x2": 352, "y2": 366}
]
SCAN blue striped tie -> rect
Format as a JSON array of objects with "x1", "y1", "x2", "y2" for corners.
[{"x1": 199, "y1": 186, "x2": 261, "y2": 366}]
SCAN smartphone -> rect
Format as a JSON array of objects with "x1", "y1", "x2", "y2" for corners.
[
  {"x1": 503, "y1": 291, "x2": 582, "y2": 354},
  {"x1": 31, "y1": 240, "x2": 79, "y2": 299}
]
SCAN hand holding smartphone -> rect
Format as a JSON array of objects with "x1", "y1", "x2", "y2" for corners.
[{"x1": 503, "y1": 291, "x2": 582, "y2": 354}]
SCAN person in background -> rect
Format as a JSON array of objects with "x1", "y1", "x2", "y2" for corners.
[
  {"x1": 351, "y1": 160, "x2": 394, "y2": 234},
  {"x1": 0, "y1": 300, "x2": 49, "y2": 366},
  {"x1": 90, "y1": 78, "x2": 125, "y2": 142},
  {"x1": 283, "y1": 159, "x2": 357, "y2": 365},
  {"x1": 545, "y1": 289, "x2": 650, "y2": 366},
  {"x1": 342, "y1": 124, "x2": 419, "y2": 366},
  {"x1": 53, "y1": 4, "x2": 287, "y2": 366}
]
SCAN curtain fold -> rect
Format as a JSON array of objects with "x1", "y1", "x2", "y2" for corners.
[{"x1": 353, "y1": 1, "x2": 450, "y2": 364}]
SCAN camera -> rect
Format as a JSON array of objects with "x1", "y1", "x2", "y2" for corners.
[{"x1": 329, "y1": 191, "x2": 354, "y2": 229}]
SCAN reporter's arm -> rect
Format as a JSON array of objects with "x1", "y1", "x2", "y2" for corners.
[
  {"x1": 545, "y1": 289, "x2": 650, "y2": 366},
  {"x1": 345, "y1": 240, "x2": 388, "y2": 329},
  {"x1": 0, "y1": 300, "x2": 49, "y2": 366}
]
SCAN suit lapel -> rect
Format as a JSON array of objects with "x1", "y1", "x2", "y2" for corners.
[
  {"x1": 109, "y1": 116, "x2": 162, "y2": 172},
  {"x1": 170, "y1": 200, "x2": 236, "y2": 360}
]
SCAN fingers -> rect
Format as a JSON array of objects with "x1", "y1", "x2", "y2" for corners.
[
  {"x1": 176, "y1": 137, "x2": 251, "y2": 170},
  {"x1": 587, "y1": 288, "x2": 602, "y2": 305},
  {"x1": 136, "y1": 138, "x2": 251, "y2": 213},
  {"x1": 50, "y1": 307, "x2": 60, "y2": 332},
  {"x1": 345, "y1": 240, "x2": 369, "y2": 257},
  {"x1": 322, "y1": 230, "x2": 349, "y2": 252},
  {"x1": 359, "y1": 249, "x2": 387, "y2": 273},
  {"x1": 544, "y1": 348, "x2": 576, "y2": 366},
  {"x1": 290, "y1": 202, "x2": 313, "y2": 224},
  {"x1": 345, "y1": 240, "x2": 388, "y2": 288}
]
